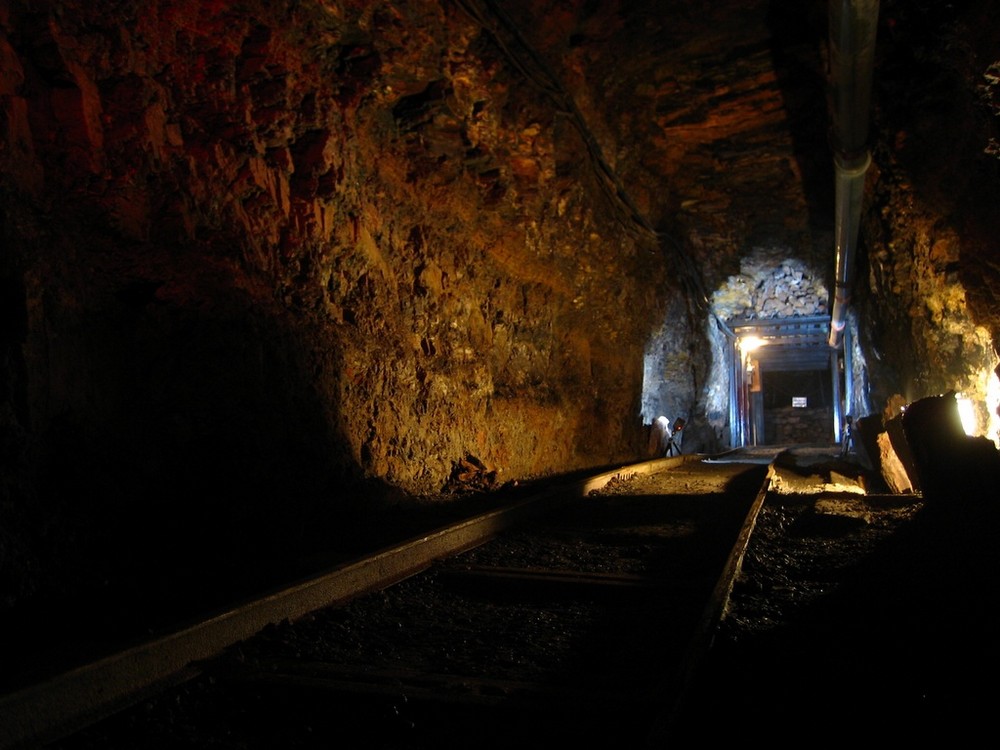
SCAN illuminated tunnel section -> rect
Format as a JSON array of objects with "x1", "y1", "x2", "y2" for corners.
[{"x1": 700, "y1": 250, "x2": 849, "y2": 449}]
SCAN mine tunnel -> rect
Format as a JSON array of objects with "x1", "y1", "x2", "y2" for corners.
[{"x1": 1, "y1": 0, "x2": 1000, "y2": 729}]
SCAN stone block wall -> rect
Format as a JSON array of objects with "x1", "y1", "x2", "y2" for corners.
[{"x1": 764, "y1": 406, "x2": 834, "y2": 445}]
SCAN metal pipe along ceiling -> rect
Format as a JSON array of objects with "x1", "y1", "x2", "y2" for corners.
[{"x1": 828, "y1": 0, "x2": 880, "y2": 348}]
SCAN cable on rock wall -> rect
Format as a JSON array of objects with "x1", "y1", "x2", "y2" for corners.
[{"x1": 452, "y1": 0, "x2": 720, "y2": 327}]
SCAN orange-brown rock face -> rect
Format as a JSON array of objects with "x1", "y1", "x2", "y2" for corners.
[
  {"x1": 859, "y1": 0, "x2": 1000, "y2": 428},
  {"x1": 1, "y1": 0, "x2": 998, "y2": 614},
  {"x1": 0, "y1": 0, "x2": 672, "y2": 603}
]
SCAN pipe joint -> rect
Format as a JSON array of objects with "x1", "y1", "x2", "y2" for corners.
[{"x1": 834, "y1": 149, "x2": 872, "y2": 177}]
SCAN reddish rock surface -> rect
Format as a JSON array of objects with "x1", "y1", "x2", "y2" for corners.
[{"x1": 1, "y1": 0, "x2": 998, "y2": 627}]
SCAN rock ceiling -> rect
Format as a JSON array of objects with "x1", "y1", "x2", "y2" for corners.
[
  {"x1": 522, "y1": 0, "x2": 1000, "y2": 417},
  {"x1": 496, "y1": 0, "x2": 835, "y2": 291}
]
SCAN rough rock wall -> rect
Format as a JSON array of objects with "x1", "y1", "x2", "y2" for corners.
[
  {"x1": 0, "y1": 0, "x2": 670, "y2": 607},
  {"x1": 712, "y1": 251, "x2": 828, "y2": 322},
  {"x1": 858, "y1": 0, "x2": 1000, "y2": 438}
]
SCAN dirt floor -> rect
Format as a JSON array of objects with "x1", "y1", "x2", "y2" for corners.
[
  {"x1": 49, "y1": 455, "x2": 769, "y2": 749},
  {"x1": 671, "y1": 446, "x2": 999, "y2": 744},
  {"x1": 12, "y1": 445, "x2": 1000, "y2": 748}
]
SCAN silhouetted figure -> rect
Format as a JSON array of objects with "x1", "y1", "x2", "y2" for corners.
[
  {"x1": 841, "y1": 415, "x2": 854, "y2": 456},
  {"x1": 649, "y1": 416, "x2": 671, "y2": 457},
  {"x1": 665, "y1": 418, "x2": 685, "y2": 456}
]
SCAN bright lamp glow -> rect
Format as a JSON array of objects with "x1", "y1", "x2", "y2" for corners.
[
  {"x1": 739, "y1": 336, "x2": 766, "y2": 353},
  {"x1": 988, "y1": 373, "x2": 1000, "y2": 447},
  {"x1": 956, "y1": 395, "x2": 977, "y2": 436}
]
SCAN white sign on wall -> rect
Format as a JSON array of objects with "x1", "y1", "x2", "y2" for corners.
[{"x1": 792, "y1": 396, "x2": 808, "y2": 408}]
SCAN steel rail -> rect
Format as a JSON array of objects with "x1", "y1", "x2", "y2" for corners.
[
  {"x1": 646, "y1": 458, "x2": 776, "y2": 744},
  {"x1": 0, "y1": 453, "x2": 699, "y2": 750}
]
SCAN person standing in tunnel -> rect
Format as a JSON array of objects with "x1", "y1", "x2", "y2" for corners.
[
  {"x1": 649, "y1": 416, "x2": 672, "y2": 457},
  {"x1": 841, "y1": 415, "x2": 855, "y2": 457},
  {"x1": 665, "y1": 417, "x2": 685, "y2": 456}
]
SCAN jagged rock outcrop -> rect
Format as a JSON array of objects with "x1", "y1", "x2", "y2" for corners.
[
  {"x1": 859, "y1": 0, "x2": 1000, "y2": 429},
  {"x1": 1, "y1": 0, "x2": 998, "y2": 622},
  {"x1": 1, "y1": 0, "x2": 673, "y2": 608}
]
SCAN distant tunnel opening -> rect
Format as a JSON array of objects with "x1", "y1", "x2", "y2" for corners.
[
  {"x1": 641, "y1": 249, "x2": 855, "y2": 453},
  {"x1": 696, "y1": 248, "x2": 852, "y2": 450},
  {"x1": 759, "y1": 368, "x2": 834, "y2": 445}
]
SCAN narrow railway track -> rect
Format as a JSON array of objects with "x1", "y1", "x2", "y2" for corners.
[{"x1": 2, "y1": 452, "x2": 774, "y2": 749}]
